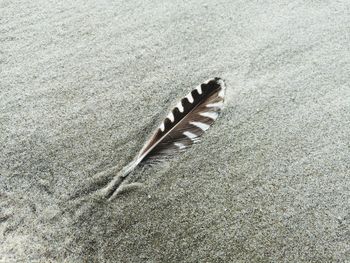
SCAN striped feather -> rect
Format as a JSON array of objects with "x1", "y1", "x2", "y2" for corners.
[{"x1": 103, "y1": 77, "x2": 226, "y2": 199}]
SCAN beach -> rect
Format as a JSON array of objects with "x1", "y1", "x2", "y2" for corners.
[{"x1": 1, "y1": 0, "x2": 350, "y2": 261}]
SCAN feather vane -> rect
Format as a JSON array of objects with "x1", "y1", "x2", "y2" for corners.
[{"x1": 103, "y1": 77, "x2": 226, "y2": 199}]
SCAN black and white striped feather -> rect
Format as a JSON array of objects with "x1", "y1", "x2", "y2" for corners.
[{"x1": 103, "y1": 77, "x2": 226, "y2": 199}]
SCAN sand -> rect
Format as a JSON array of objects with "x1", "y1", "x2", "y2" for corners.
[{"x1": 1, "y1": 0, "x2": 350, "y2": 262}]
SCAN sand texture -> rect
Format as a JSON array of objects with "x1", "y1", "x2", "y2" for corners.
[{"x1": 1, "y1": 0, "x2": 350, "y2": 262}]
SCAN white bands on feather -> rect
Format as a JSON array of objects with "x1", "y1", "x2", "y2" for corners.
[
  {"x1": 190, "y1": 121, "x2": 210, "y2": 131},
  {"x1": 206, "y1": 102, "x2": 223, "y2": 108},
  {"x1": 217, "y1": 79, "x2": 225, "y2": 98},
  {"x1": 174, "y1": 142, "x2": 186, "y2": 149},
  {"x1": 159, "y1": 122, "x2": 165, "y2": 132},
  {"x1": 199, "y1": 112, "x2": 218, "y2": 120},
  {"x1": 167, "y1": 112, "x2": 175, "y2": 122},
  {"x1": 186, "y1": 93, "x2": 194, "y2": 103},
  {"x1": 176, "y1": 101, "x2": 184, "y2": 113},
  {"x1": 196, "y1": 85, "x2": 202, "y2": 95},
  {"x1": 218, "y1": 89, "x2": 225, "y2": 98},
  {"x1": 183, "y1": 131, "x2": 197, "y2": 140}
]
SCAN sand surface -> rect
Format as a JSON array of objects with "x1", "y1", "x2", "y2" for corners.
[{"x1": 1, "y1": 0, "x2": 350, "y2": 262}]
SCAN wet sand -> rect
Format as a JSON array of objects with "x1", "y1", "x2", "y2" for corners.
[{"x1": 1, "y1": 0, "x2": 350, "y2": 262}]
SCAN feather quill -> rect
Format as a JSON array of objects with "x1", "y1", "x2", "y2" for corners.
[{"x1": 102, "y1": 77, "x2": 226, "y2": 199}]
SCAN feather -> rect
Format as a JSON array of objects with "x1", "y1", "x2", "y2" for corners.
[{"x1": 102, "y1": 77, "x2": 226, "y2": 200}]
